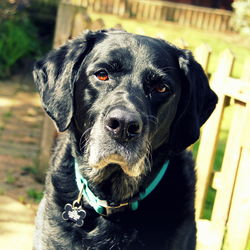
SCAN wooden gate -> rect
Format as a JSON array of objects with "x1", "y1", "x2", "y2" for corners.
[{"x1": 195, "y1": 52, "x2": 250, "y2": 250}]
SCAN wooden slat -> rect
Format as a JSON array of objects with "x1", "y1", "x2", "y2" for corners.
[
  {"x1": 223, "y1": 104, "x2": 250, "y2": 250},
  {"x1": 241, "y1": 57, "x2": 250, "y2": 82},
  {"x1": 38, "y1": 2, "x2": 77, "y2": 177},
  {"x1": 195, "y1": 91, "x2": 227, "y2": 219},
  {"x1": 210, "y1": 102, "x2": 245, "y2": 249},
  {"x1": 194, "y1": 44, "x2": 212, "y2": 73},
  {"x1": 197, "y1": 219, "x2": 225, "y2": 250},
  {"x1": 53, "y1": 3, "x2": 76, "y2": 47},
  {"x1": 39, "y1": 2, "x2": 89, "y2": 177},
  {"x1": 222, "y1": 77, "x2": 250, "y2": 103},
  {"x1": 143, "y1": 2, "x2": 150, "y2": 20},
  {"x1": 195, "y1": 49, "x2": 235, "y2": 219},
  {"x1": 215, "y1": 49, "x2": 235, "y2": 78},
  {"x1": 71, "y1": 8, "x2": 91, "y2": 38}
]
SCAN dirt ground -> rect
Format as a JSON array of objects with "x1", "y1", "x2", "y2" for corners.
[{"x1": 0, "y1": 78, "x2": 45, "y2": 249}]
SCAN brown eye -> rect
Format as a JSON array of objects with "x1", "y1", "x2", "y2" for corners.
[
  {"x1": 154, "y1": 84, "x2": 169, "y2": 93},
  {"x1": 95, "y1": 70, "x2": 109, "y2": 81}
]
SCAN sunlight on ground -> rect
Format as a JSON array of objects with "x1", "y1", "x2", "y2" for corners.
[
  {"x1": 0, "y1": 94, "x2": 41, "y2": 108},
  {"x1": 0, "y1": 97, "x2": 21, "y2": 107},
  {"x1": 0, "y1": 196, "x2": 35, "y2": 250}
]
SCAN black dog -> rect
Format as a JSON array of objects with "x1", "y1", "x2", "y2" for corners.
[{"x1": 33, "y1": 29, "x2": 217, "y2": 249}]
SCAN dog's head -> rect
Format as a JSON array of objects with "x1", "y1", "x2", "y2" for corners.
[{"x1": 34, "y1": 30, "x2": 217, "y2": 201}]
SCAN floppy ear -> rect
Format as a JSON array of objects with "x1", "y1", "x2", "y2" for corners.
[
  {"x1": 169, "y1": 50, "x2": 218, "y2": 153},
  {"x1": 33, "y1": 30, "x2": 104, "y2": 132}
]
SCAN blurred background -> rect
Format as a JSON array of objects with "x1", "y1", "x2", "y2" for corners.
[{"x1": 0, "y1": 0, "x2": 249, "y2": 249}]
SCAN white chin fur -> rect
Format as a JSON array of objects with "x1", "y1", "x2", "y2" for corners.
[{"x1": 89, "y1": 153, "x2": 145, "y2": 177}]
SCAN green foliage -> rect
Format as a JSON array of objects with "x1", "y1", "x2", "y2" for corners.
[
  {"x1": 0, "y1": 2, "x2": 41, "y2": 78},
  {"x1": 22, "y1": 165, "x2": 38, "y2": 176},
  {"x1": 27, "y1": 188, "x2": 43, "y2": 203},
  {"x1": 232, "y1": 0, "x2": 250, "y2": 35},
  {"x1": 3, "y1": 111, "x2": 13, "y2": 119},
  {"x1": 5, "y1": 171, "x2": 16, "y2": 184}
]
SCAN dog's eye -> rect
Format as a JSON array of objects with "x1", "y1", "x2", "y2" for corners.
[
  {"x1": 153, "y1": 83, "x2": 170, "y2": 94},
  {"x1": 95, "y1": 70, "x2": 109, "y2": 81}
]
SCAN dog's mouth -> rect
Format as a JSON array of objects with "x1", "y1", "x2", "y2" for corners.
[{"x1": 90, "y1": 154, "x2": 145, "y2": 177}]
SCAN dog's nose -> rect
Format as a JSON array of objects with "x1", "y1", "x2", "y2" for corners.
[{"x1": 105, "y1": 109, "x2": 143, "y2": 142}]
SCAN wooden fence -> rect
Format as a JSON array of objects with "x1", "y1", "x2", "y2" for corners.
[
  {"x1": 38, "y1": 2, "x2": 250, "y2": 249},
  {"x1": 195, "y1": 50, "x2": 250, "y2": 250},
  {"x1": 62, "y1": 0, "x2": 233, "y2": 32}
]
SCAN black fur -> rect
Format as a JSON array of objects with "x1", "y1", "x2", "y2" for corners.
[{"x1": 33, "y1": 30, "x2": 217, "y2": 249}]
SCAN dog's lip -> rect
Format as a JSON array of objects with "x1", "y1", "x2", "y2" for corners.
[
  {"x1": 90, "y1": 154, "x2": 144, "y2": 177},
  {"x1": 91, "y1": 154, "x2": 126, "y2": 168}
]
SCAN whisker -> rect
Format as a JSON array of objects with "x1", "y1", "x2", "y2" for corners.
[{"x1": 79, "y1": 127, "x2": 92, "y2": 152}]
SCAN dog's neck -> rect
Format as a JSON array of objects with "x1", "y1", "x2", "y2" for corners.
[{"x1": 74, "y1": 158, "x2": 170, "y2": 215}]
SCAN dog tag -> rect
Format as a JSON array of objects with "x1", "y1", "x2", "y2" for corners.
[{"x1": 62, "y1": 203, "x2": 86, "y2": 227}]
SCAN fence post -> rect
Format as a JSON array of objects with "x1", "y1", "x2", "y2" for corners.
[
  {"x1": 241, "y1": 57, "x2": 250, "y2": 82},
  {"x1": 37, "y1": 1, "x2": 77, "y2": 180},
  {"x1": 222, "y1": 58, "x2": 250, "y2": 250},
  {"x1": 71, "y1": 7, "x2": 91, "y2": 38},
  {"x1": 38, "y1": 1, "x2": 89, "y2": 179},
  {"x1": 53, "y1": 2, "x2": 76, "y2": 47},
  {"x1": 195, "y1": 50, "x2": 235, "y2": 250},
  {"x1": 173, "y1": 38, "x2": 189, "y2": 49},
  {"x1": 195, "y1": 49, "x2": 235, "y2": 220},
  {"x1": 194, "y1": 44, "x2": 212, "y2": 73},
  {"x1": 222, "y1": 108, "x2": 250, "y2": 250}
]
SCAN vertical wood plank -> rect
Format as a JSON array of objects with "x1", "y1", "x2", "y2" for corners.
[
  {"x1": 53, "y1": 3, "x2": 76, "y2": 47},
  {"x1": 195, "y1": 49, "x2": 235, "y2": 219},
  {"x1": 113, "y1": 0, "x2": 120, "y2": 15},
  {"x1": 194, "y1": 44, "x2": 212, "y2": 73},
  {"x1": 39, "y1": 2, "x2": 90, "y2": 178},
  {"x1": 223, "y1": 104, "x2": 250, "y2": 250},
  {"x1": 173, "y1": 8, "x2": 180, "y2": 22},
  {"x1": 38, "y1": 2, "x2": 76, "y2": 178},
  {"x1": 197, "y1": 12, "x2": 204, "y2": 29},
  {"x1": 241, "y1": 57, "x2": 250, "y2": 82},
  {"x1": 71, "y1": 8, "x2": 91, "y2": 38},
  {"x1": 143, "y1": 2, "x2": 150, "y2": 20},
  {"x1": 223, "y1": 61, "x2": 250, "y2": 248},
  {"x1": 195, "y1": 91, "x2": 227, "y2": 219},
  {"x1": 214, "y1": 49, "x2": 235, "y2": 79},
  {"x1": 210, "y1": 102, "x2": 245, "y2": 249}
]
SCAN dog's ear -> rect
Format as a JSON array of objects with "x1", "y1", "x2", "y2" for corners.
[
  {"x1": 169, "y1": 50, "x2": 218, "y2": 153},
  {"x1": 33, "y1": 30, "x2": 104, "y2": 132}
]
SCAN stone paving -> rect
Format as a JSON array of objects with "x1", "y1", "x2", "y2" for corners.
[{"x1": 0, "y1": 79, "x2": 45, "y2": 250}]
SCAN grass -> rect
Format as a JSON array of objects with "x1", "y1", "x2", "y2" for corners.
[
  {"x1": 26, "y1": 188, "x2": 43, "y2": 203},
  {"x1": 22, "y1": 165, "x2": 38, "y2": 176},
  {"x1": 0, "y1": 188, "x2": 5, "y2": 195},
  {"x1": 3, "y1": 111, "x2": 13, "y2": 119},
  {"x1": 0, "y1": 125, "x2": 4, "y2": 133},
  {"x1": 5, "y1": 171, "x2": 16, "y2": 184},
  {"x1": 89, "y1": 11, "x2": 250, "y2": 78}
]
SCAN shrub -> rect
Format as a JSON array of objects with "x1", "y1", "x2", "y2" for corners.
[
  {"x1": 0, "y1": 1, "x2": 41, "y2": 78},
  {"x1": 231, "y1": 0, "x2": 250, "y2": 35}
]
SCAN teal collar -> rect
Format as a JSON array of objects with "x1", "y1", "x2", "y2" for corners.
[{"x1": 75, "y1": 159, "x2": 170, "y2": 215}]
